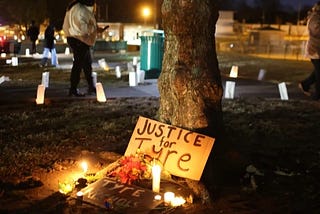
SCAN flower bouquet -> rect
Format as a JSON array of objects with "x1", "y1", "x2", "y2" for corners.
[{"x1": 108, "y1": 153, "x2": 152, "y2": 185}]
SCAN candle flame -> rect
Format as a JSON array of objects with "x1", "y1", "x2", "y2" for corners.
[
  {"x1": 171, "y1": 196, "x2": 186, "y2": 207},
  {"x1": 81, "y1": 161, "x2": 88, "y2": 173},
  {"x1": 76, "y1": 191, "x2": 84, "y2": 197}
]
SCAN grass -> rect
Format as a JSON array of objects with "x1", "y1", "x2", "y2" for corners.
[{"x1": 0, "y1": 51, "x2": 320, "y2": 213}]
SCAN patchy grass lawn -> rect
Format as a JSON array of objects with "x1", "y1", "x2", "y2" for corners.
[{"x1": 0, "y1": 52, "x2": 320, "y2": 213}]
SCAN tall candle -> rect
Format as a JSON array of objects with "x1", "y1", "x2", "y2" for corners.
[{"x1": 152, "y1": 164, "x2": 161, "y2": 193}]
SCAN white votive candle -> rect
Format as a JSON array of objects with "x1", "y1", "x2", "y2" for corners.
[
  {"x1": 154, "y1": 194, "x2": 162, "y2": 201},
  {"x1": 76, "y1": 191, "x2": 83, "y2": 199},
  {"x1": 36, "y1": 84, "x2": 45, "y2": 105},
  {"x1": 164, "y1": 192, "x2": 175, "y2": 204},
  {"x1": 171, "y1": 196, "x2": 186, "y2": 207}
]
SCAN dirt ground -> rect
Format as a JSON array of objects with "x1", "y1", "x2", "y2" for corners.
[{"x1": 1, "y1": 52, "x2": 320, "y2": 213}]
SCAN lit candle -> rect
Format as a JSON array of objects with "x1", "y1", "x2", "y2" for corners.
[
  {"x1": 42, "y1": 72, "x2": 49, "y2": 88},
  {"x1": 152, "y1": 164, "x2": 161, "y2": 193},
  {"x1": 96, "y1": 82, "x2": 106, "y2": 102},
  {"x1": 65, "y1": 47, "x2": 70, "y2": 55},
  {"x1": 133, "y1": 56, "x2": 138, "y2": 66},
  {"x1": 11, "y1": 57, "x2": 18, "y2": 66},
  {"x1": 76, "y1": 191, "x2": 84, "y2": 206},
  {"x1": 154, "y1": 194, "x2": 162, "y2": 201},
  {"x1": 229, "y1": 65, "x2": 238, "y2": 78},
  {"x1": 80, "y1": 161, "x2": 88, "y2": 174},
  {"x1": 36, "y1": 84, "x2": 45, "y2": 105},
  {"x1": 164, "y1": 192, "x2": 175, "y2": 204},
  {"x1": 171, "y1": 196, "x2": 186, "y2": 207},
  {"x1": 25, "y1": 48, "x2": 30, "y2": 56},
  {"x1": 76, "y1": 191, "x2": 84, "y2": 200},
  {"x1": 115, "y1": 66, "x2": 121, "y2": 78}
]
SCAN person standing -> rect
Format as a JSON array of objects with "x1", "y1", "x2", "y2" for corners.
[
  {"x1": 40, "y1": 23, "x2": 57, "y2": 67},
  {"x1": 299, "y1": 1, "x2": 320, "y2": 101},
  {"x1": 62, "y1": 0, "x2": 108, "y2": 97},
  {"x1": 27, "y1": 20, "x2": 40, "y2": 54}
]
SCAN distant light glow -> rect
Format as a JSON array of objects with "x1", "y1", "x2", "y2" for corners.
[
  {"x1": 81, "y1": 161, "x2": 88, "y2": 173},
  {"x1": 142, "y1": 7, "x2": 151, "y2": 18}
]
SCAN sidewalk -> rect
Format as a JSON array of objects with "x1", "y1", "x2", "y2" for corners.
[
  {"x1": 0, "y1": 53, "x2": 311, "y2": 105},
  {"x1": 1, "y1": 76, "x2": 309, "y2": 105}
]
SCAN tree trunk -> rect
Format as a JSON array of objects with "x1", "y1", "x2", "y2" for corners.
[{"x1": 158, "y1": 0, "x2": 223, "y2": 138}]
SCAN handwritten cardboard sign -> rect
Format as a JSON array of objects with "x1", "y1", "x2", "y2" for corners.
[
  {"x1": 81, "y1": 178, "x2": 162, "y2": 213},
  {"x1": 125, "y1": 116, "x2": 215, "y2": 180}
]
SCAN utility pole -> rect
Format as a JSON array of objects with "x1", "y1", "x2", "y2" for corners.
[
  {"x1": 154, "y1": 0, "x2": 157, "y2": 29},
  {"x1": 297, "y1": 0, "x2": 301, "y2": 26}
]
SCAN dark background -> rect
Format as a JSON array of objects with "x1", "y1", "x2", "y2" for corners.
[{"x1": 0, "y1": 0, "x2": 315, "y2": 30}]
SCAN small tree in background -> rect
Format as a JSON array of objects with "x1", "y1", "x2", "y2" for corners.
[{"x1": 5, "y1": 0, "x2": 47, "y2": 28}]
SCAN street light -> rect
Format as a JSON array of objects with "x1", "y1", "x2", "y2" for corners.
[{"x1": 142, "y1": 7, "x2": 151, "y2": 24}]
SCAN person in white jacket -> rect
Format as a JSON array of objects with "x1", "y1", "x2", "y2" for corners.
[
  {"x1": 299, "y1": 1, "x2": 320, "y2": 101},
  {"x1": 63, "y1": 0, "x2": 108, "y2": 96}
]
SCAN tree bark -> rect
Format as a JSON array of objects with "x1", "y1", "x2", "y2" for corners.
[{"x1": 158, "y1": 0, "x2": 223, "y2": 138}]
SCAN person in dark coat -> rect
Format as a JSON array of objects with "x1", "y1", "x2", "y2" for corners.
[
  {"x1": 40, "y1": 24, "x2": 57, "y2": 67},
  {"x1": 27, "y1": 20, "x2": 40, "y2": 54}
]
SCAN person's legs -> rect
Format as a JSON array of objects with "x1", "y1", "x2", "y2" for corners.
[
  {"x1": 300, "y1": 59, "x2": 316, "y2": 96},
  {"x1": 50, "y1": 48, "x2": 57, "y2": 66},
  {"x1": 82, "y1": 48, "x2": 95, "y2": 94},
  {"x1": 40, "y1": 48, "x2": 49, "y2": 66},
  {"x1": 67, "y1": 37, "x2": 85, "y2": 96},
  {"x1": 31, "y1": 41, "x2": 36, "y2": 54},
  {"x1": 312, "y1": 59, "x2": 320, "y2": 100}
]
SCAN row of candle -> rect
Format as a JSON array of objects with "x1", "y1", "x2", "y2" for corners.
[
  {"x1": 59, "y1": 160, "x2": 186, "y2": 207},
  {"x1": 154, "y1": 192, "x2": 186, "y2": 207},
  {"x1": 152, "y1": 164, "x2": 186, "y2": 207}
]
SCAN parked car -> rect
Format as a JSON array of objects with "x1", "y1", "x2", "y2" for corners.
[
  {"x1": 0, "y1": 36, "x2": 21, "y2": 54},
  {"x1": 0, "y1": 36, "x2": 10, "y2": 53}
]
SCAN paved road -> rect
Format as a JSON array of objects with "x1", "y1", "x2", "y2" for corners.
[{"x1": 0, "y1": 52, "x2": 310, "y2": 104}]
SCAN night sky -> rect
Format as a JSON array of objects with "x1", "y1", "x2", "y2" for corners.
[
  {"x1": 280, "y1": 0, "x2": 315, "y2": 7},
  {"x1": 246, "y1": 0, "x2": 315, "y2": 9},
  {"x1": 0, "y1": 0, "x2": 317, "y2": 27}
]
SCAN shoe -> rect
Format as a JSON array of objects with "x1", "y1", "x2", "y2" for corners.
[
  {"x1": 69, "y1": 89, "x2": 85, "y2": 97},
  {"x1": 312, "y1": 94, "x2": 320, "y2": 101},
  {"x1": 87, "y1": 87, "x2": 96, "y2": 95},
  {"x1": 298, "y1": 83, "x2": 311, "y2": 97}
]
